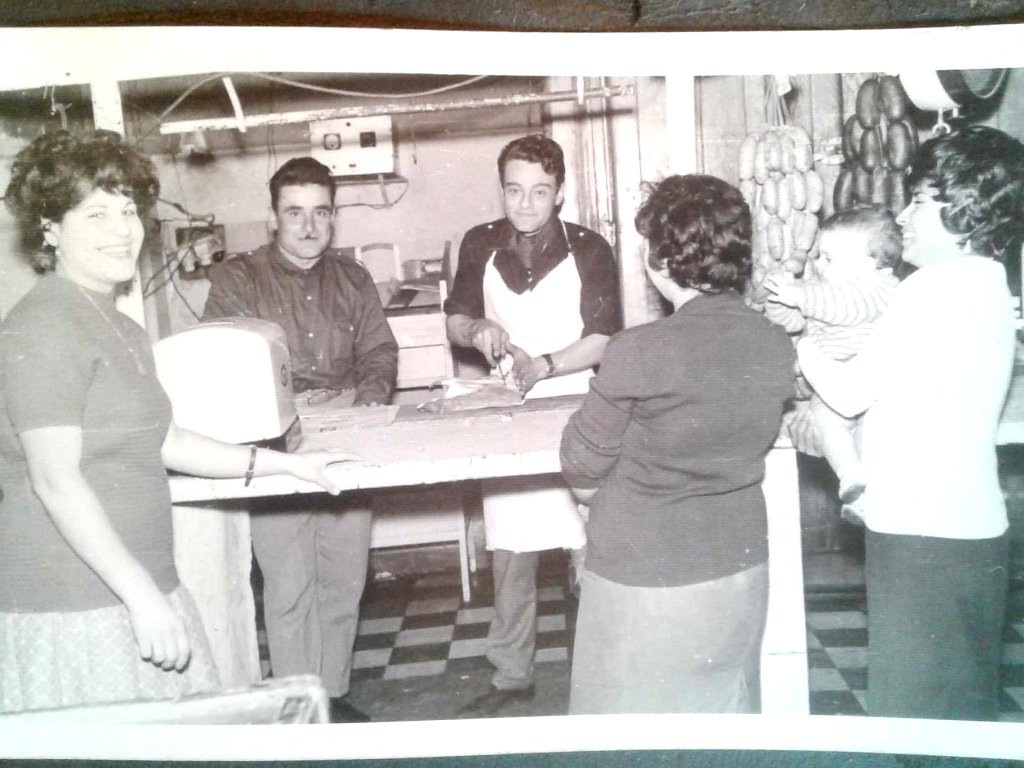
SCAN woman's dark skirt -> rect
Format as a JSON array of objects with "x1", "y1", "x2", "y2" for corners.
[{"x1": 865, "y1": 530, "x2": 1008, "y2": 720}]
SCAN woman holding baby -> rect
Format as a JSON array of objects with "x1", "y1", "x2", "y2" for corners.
[{"x1": 798, "y1": 125, "x2": 1024, "y2": 720}]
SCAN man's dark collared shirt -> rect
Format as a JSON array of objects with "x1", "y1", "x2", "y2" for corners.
[
  {"x1": 444, "y1": 217, "x2": 621, "y2": 338},
  {"x1": 203, "y1": 243, "x2": 398, "y2": 404}
]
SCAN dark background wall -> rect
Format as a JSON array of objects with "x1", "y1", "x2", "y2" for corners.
[{"x1": 1, "y1": 0, "x2": 1023, "y2": 30}]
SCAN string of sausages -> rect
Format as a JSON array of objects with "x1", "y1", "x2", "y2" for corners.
[
  {"x1": 834, "y1": 75, "x2": 917, "y2": 215},
  {"x1": 739, "y1": 124, "x2": 825, "y2": 305}
]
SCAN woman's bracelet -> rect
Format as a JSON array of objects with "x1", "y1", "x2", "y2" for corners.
[
  {"x1": 244, "y1": 445, "x2": 258, "y2": 487},
  {"x1": 541, "y1": 353, "x2": 556, "y2": 378}
]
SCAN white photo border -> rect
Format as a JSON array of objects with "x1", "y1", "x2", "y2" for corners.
[{"x1": 0, "y1": 22, "x2": 1023, "y2": 763}]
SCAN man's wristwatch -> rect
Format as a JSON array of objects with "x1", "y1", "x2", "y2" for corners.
[{"x1": 541, "y1": 353, "x2": 556, "y2": 378}]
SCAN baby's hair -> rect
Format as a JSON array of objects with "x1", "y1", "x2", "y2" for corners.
[{"x1": 821, "y1": 204, "x2": 902, "y2": 270}]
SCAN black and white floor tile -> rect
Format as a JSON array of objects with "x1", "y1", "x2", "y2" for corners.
[{"x1": 255, "y1": 553, "x2": 1024, "y2": 720}]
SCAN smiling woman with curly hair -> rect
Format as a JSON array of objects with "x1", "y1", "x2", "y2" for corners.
[
  {"x1": 559, "y1": 174, "x2": 795, "y2": 714},
  {"x1": 798, "y1": 125, "x2": 1024, "y2": 720},
  {"x1": 0, "y1": 130, "x2": 349, "y2": 714}
]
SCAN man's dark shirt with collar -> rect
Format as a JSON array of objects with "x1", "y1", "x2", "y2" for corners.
[
  {"x1": 444, "y1": 217, "x2": 621, "y2": 338},
  {"x1": 203, "y1": 242, "x2": 398, "y2": 405}
]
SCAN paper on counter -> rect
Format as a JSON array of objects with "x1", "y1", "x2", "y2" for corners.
[{"x1": 418, "y1": 371, "x2": 524, "y2": 414}]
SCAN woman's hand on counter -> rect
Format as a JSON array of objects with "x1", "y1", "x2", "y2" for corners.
[{"x1": 281, "y1": 449, "x2": 361, "y2": 495}]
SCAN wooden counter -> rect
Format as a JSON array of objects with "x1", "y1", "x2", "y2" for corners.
[
  {"x1": 169, "y1": 395, "x2": 808, "y2": 715},
  {"x1": 170, "y1": 397, "x2": 584, "y2": 503}
]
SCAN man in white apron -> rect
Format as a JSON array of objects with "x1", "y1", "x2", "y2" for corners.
[{"x1": 445, "y1": 135, "x2": 620, "y2": 716}]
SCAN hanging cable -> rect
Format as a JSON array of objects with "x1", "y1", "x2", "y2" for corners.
[
  {"x1": 167, "y1": 268, "x2": 203, "y2": 320},
  {"x1": 143, "y1": 196, "x2": 216, "y2": 299},
  {"x1": 335, "y1": 176, "x2": 410, "y2": 210},
  {"x1": 157, "y1": 197, "x2": 215, "y2": 227},
  {"x1": 131, "y1": 72, "x2": 233, "y2": 146},
  {"x1": 155, "y1": 73, "x2": 233, "y2": 125},
  {"x1": 250, "y1": 72, "x2": 490, "y2": 99},
  {"x1": 44, "y1": 86, "x2": 71, "y2": 129},
  {"x1": 143, "y1": 244, "x2": 193, "y2": 298},
  {"x1": 158, "y1": 73, "x2": 490, "y2": 121},
  {"x1": 134, "y1": 72, "x2": 493, "y2": 146}
]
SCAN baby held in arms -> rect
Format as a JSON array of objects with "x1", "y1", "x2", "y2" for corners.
[{"x1": 764, "y1": 204, "x2": 903, "y2": 517}]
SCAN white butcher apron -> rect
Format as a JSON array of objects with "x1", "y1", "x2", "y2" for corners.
[{"x1": 480, "y1": 234, "x2": 591, "y2": 552}]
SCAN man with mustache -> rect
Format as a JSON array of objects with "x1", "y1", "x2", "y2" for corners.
[{"x1": 203, "y1": 156, "x2": 398, "y2": 723}]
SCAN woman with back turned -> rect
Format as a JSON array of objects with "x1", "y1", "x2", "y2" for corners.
[{"x1": 560, "y1": 174, "x2": 794, "y2": 714}]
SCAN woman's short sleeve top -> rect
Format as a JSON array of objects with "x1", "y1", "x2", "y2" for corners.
[{"x1": 0, "y1": 275, "x2": 177, "y2": 612}]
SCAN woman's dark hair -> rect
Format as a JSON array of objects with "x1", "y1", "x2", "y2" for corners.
[
  {"x1": 269, "y1": 156, "x2": 334, "y2": 211},
  {"x1": 634, "y1": 174, "x2": 752, "y2": 293},
  {"x1": 4, "y1": 130, "x2": 159, "y2": 270},
  {"x1": 498, "y1": 134, "x2": 565, "y2": 188},
  {"x1": 822, "y1": 204, "x2": 903, "y2": 271},
  {"x1": 907, "y1": 124, "x2": 1024, "y2": 262}
]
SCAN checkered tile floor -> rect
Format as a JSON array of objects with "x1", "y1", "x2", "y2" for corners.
[
  {"x1": 805, "y1": 589, "x2": 1024, "y2": 720},
  {"x1": 254, "y1": 552, "x2": 575, "y2": 686},
  {"x1": 254, "y1": 553, "x2": 1024, "y2": 719}
]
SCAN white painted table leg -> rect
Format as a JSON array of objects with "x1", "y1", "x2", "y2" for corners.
[
  {"x1": 171, "y1": 504, "x2": 261, "y2": 689},
  {"x1": 759, "y1": 445, "x2": 810, "y2": 715}
]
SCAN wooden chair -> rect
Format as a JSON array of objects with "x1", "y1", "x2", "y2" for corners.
[
  {"x1": 353, "y1": 241, "x2": 402, "y2": 284},
  {"x1": 368, "y1": 485, "x2": 472, "y2": 603}
]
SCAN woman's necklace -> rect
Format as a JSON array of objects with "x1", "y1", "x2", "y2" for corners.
[{"x1": 75, "y1": 284, "x2": 148, "y2": 375}]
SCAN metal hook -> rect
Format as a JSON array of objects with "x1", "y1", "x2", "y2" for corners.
[
  {"x1": 931, "y1": 108, "x2": 956, "y2": 137},
  {"x1": 46, "y1": 85, "x2": 70, "y2": 130}
]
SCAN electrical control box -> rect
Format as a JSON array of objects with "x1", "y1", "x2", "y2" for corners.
[
  {"x1": 175, "y1": 224, "x2": 226, "y2": 280},
  {"x1": 309, "y1": 116, "x2": 395, "y2": 176}
]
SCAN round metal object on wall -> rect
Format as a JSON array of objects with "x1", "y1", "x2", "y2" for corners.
[{"x1": 897, "y1": 69, "x2": 1008, "y2": 112}]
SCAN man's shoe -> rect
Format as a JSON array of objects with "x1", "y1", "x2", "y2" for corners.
[
  {"x1": 839, "y1": 482, "x2": 866, "y2": 526},
  {"x1": 566, "y1": 562, "x2": 582, "y2": 602},
  {"x1": 329, "y1": 696, "x2": 371, "y2": 723},
  {"x1": 839, "y1": 481, "x2": 866, "y2": 506},
  {"x1": 840, "y1": 503, "x2": 865, "y2": 526},
  {"x1": 455, "y1": 684, "x2": 535, "y2": 718},
  {"x1": 567, "y1": 547, "x2": 585, "y2": 602}
]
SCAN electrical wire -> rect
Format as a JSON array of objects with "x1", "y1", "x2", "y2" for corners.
[
  {"x1": 157, "y1": 197, "x2": 215, "y2": 227},
  {"x1": 249, "y1": 72, "x2": 490, "y2": 99},
  {"x1": 131, "y1": 72, "x2": 232, "y2": 147},
  {"x1": 152, "y1": 73, "x2": 235, "y2": 127},
  {"x1": 335, "y1": 176, "x2": 410, "y2": 210},
  {"x1": 265, "y1": 78, "x2": 279, "y2": 185},
  {"x1": 45, "y1": 86, "x2": 70, "y2": 129},
  {"x1": 167, "y1": 268, "x2": 203, "y2": 321},
  {"x1": 142, "y1": 244, "x2": 192, "y2": 298},
  {"x1": 144, "y1": 194, "x2": 216, "y2": 300},
  {"x1": 133, "y1": 72, "x2": 491, "y2": 147},
  {"x1": 764, "y1": 75, "x2": 791, "y2": 127}
]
